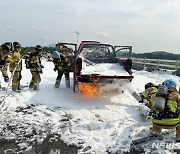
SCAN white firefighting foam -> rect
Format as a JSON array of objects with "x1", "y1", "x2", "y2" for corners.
[{"x1": 0, "y1": 59, "x2": 179, "y2": 153}]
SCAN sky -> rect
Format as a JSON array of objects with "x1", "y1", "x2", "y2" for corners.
[{"x1": 0, "y1": 0, "x2": 180, "y2": 53}]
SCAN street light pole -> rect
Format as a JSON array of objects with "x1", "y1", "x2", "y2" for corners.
[{"x1": 71, "y1": 31, "x2": 79, "y2": 45}]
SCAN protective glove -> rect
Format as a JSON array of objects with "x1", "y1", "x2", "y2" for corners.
[
  {"x1": 53, "y1": 68, "x2": 57, "y2": 72},
  {"x1": 139, "y1": 99, "x2": 144, "y2": 103},
  {"x1": 64, "y1": 68, "x2": 71, "y2": 72},
  {"x1": 39, "y1": 69, "x2": 43, "y2": 74},
  {"x1": 4, "y1": 76, "x2": 9, "y2": 83},
  {"x1": 41, "y1": 65, "x2": 44, "y2": 69}
]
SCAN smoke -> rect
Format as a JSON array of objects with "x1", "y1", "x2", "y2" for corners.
[{"x1": 98, "y1": 79, "x2": 129, "y2": 96}]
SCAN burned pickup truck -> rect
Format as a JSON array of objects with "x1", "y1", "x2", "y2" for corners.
[{"x1": 73, "y1": 41, "x2": 133, "y2": 96}]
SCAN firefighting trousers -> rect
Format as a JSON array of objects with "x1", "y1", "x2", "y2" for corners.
[
  {"x1": 11, "y1": 71, "x2": 21, "y2": 90},
  {"x1": 56, "y1": 71, "x2": 70, "y2": 87},
  {"x1": 152, "y1": 124, "x2": 180, "y2": 138},
  {"x1": 30, "y1": 71, "x2": 41, "y2": 89}
]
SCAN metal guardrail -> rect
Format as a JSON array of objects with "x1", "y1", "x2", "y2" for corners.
[{"x1": 132, "y1": 58, "x2": 180, "y2": 70}]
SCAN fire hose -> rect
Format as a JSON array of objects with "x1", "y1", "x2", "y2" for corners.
[{"x1": 0, "y1": 54, "x2": 26, "y2": 109}]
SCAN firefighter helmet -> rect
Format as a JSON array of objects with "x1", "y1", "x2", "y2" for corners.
[
  {"x1": 145, "y1": 82, "x2": 156, "y2": 89},
  {"x1": 162, "y1": 79, "x2": 176, "y2": 89},
  {"x1": 13, "y1": 41, "x2": 21, "y2": 48},
  {"x1": 1, "y1": 42, "x2": 13, "y2": 52},
  {"x1": 35, "y1": 45, "x2": 43, "y2": 51},
  {"x1": 53, "y1": 51, "x2": 60, "y2": 58}
]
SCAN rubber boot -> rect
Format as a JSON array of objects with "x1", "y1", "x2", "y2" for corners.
[
  {"x1": 55, "y1": 80, "x2": 61, "y2": 88},
  {"x1": 29, "y1": 81, "x2": 34, "y2": 89},
  {"x1": 34, "y1": 80, "x2": 39, "y2": 90},
  {"x1": 17, "y1": 82, "x2": 22, "y2": 90},
  {"x1": 34, "y1": 83, "x2": 39, "y2": 90},
  {"x1": 12, "y1": 86, "x2": 17, "y2": 92},
  {"x1": 12, "y1": 82, "x2": 18, "y2": 91}
]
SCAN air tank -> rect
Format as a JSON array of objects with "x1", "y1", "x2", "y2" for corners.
[{"x1": 154, "y1": 84, "x2": 168, "y2": 114}]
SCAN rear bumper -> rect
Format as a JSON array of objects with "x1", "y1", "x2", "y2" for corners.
[{"x1": 76, "y1": 74, "x2": 134, "y2": 83}]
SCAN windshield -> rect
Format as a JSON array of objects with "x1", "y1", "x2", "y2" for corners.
[{"x1": 79, "y1": 44, "x2": 116, "y2": 63}]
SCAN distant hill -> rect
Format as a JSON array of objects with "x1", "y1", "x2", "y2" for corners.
[
  {"x1": 47, "y1": 43, "x2": 56, "y2": 48},
  {"x1": 151, "y1": 51, "x2": 170, "y2": 55},
  {"x1": 132, "y1": 51, "x2": 180, "y2": 60}
]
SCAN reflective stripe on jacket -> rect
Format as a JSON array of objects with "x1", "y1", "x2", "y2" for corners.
[{"x1": 150, "y1": 117, "x2": 180, "y2": 126}]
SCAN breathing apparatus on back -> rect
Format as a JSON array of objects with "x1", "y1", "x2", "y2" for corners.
[
  {"x1": 152, "y1": 79, "x2": 178, "y2": 119},
  {"x1": 152, "y1": 84, "x2": 168, "y2": 119}
]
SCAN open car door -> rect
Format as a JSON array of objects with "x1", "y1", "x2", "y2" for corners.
[{"x1": 114, "y1": 46, "x2": 133, "y2": 75}]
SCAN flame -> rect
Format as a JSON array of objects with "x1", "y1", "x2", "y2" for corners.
[{"x1": 78, "y1": 82, "x2": 99, "y2": 96}]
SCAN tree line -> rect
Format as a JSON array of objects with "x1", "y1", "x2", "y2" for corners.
[{"x1": 20, "y1": 46, "x2": 55, "y2": 55}]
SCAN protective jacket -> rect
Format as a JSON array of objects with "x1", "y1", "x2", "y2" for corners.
[
  {"x1": 29, "y1": 51, "x2": 42, "y2": 72},
  {"x1": 53, "y1": 54, "x2": 71, "y2": 72},
  {"x1": 142, "y1": 87, "x2": 158, "y2": 101},
  {"x1": 8, "y1": 52, "x2": 22, "y2": 72},
  {"x1": 150, "y1": 88, "x2": 180, "y2": 126},
  {"x1": 140, "y1": 87, "x2": 158, "y2": 108},
  {"x1": 0, "y1": 49, "x2": 9, "y2": 77}
]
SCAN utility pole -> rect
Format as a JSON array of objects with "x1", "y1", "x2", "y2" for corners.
[{"x1": 71, "y1": 31, "x2": 79, "y2": 45}]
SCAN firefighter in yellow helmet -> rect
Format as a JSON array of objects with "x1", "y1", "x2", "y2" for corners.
[
  {"x1": 8, "y1": 42, "x2": 22, "y2": 91},
  {"x1": 0, "y1": 42, "x2": 12, "y2": 89},
  {"x1": 149, "y1": 79, "x2": 180, "y2": 141},
  {"x1": 29, "y1": 45, "x2": 44, "y2": 90}
]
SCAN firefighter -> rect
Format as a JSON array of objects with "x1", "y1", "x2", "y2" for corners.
[
  {"x1": 60, "y1": 46, "x2": 74, "y2": 76},
  {"x1": 8, "y1": 42, "x2": 22, "y2": 91},
  {"x1": 0, "y1": 42, "x2": 12, "y2": 89},
  {"x1": 52, "y1": 51, "x2": 71, "y2": 88},
  {"x1": 29, "y1": 45, "x2": 44, "y2": 90},
  {"x1": 140, "y1": 83, "x2": 158, "y2": 105},
  {"x1": 149, "y1": 79, "x2": 180, "y2": 141},
  {"x1": 139, "y1": 82, "x2": 158, "y2": 116}
]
